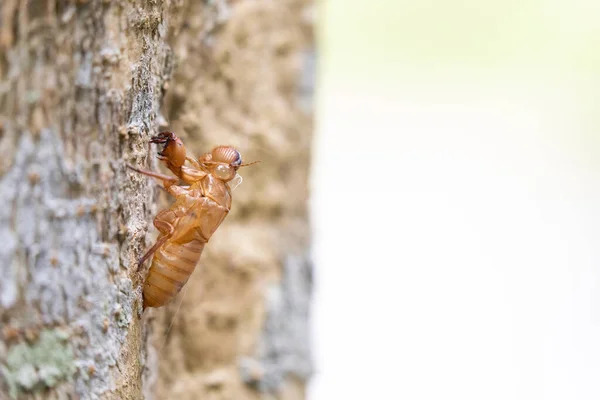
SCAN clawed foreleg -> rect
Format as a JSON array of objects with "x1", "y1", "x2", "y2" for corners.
[{"x1": 127, "y1": 164, "x2": 188, "y2": 197}]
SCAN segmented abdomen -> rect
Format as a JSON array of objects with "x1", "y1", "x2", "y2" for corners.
[{"x1": 143, "y1": 239, "x2": 205, "y2": 308}]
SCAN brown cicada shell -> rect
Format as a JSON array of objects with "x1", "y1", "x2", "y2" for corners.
[{"x1": 128, "y1": 132, "x2": 257, "y2": 309}]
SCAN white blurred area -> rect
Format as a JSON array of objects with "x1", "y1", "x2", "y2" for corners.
[{"x1": 309, "y1": 1, "x2": 600, "y2": 399}]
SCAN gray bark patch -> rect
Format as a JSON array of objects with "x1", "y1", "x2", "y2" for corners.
[{"x1": 0, "y1": 130, "x2": 137, "y2": 399}]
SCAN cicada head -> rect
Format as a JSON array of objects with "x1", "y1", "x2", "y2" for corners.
[
  {"x1": 150, "y1": 132, "x2": 186, "y2": 168},
  {"x1": 211, "y1": 146, "x2": 242, "y2": 167},
  {"x1": 209, "y1": 146, "x2": 242, "y2": 182}
]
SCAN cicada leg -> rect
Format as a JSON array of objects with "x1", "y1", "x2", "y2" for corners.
[
  {"x1": 126, "y1": 164, "x2": 187, "y2": 197},
  {"x1": 137, "y1": 210, "x2": 177, "y2": 270}
]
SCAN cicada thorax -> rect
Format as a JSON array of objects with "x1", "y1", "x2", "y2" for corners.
[{"x1": 142, "y1": 176, "x2": 232, "y2": 309}]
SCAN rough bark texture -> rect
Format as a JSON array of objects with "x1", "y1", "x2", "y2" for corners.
[{"x1": 0, "y1": 1, "x2": 313, "y2": 399}]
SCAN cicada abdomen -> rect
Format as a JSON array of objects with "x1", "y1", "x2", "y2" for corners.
[{"x1": 143, "y1": 239, "x2": 205, "y2": 308}]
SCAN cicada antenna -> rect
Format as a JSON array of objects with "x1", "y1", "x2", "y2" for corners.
[
  {"x1": 199, "y1": 160, "x2": 260, "y2": 168},
  {"x1": 238, "y1": 160, "x2": 261, "y2": 168}
]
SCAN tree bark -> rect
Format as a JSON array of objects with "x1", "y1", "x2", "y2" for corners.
[{"x1": 0, "y1": 1, "x2": 313, "y2": 399}]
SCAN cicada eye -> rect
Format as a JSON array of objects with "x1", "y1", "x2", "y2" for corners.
[
  {"x1": 214, "y1": 164, "x2": 235, "y2": 181},
  {"x1": 231, "y1": 153, "x2": 242, "y2": 167}
]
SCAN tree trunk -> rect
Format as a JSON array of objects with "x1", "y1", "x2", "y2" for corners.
[{"x1": 0, "y1": 1, "x2": 313, "y2": 399}]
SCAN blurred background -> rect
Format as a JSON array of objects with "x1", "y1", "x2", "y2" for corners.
[
  {"x1": 1, "y1": 1, "x2": 600, "y2": 399},
  {"x1": 310, "y1": 0, "x2": 600, "y2": 399}
]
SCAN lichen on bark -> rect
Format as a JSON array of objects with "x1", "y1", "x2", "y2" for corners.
[{"x1": 2, "y1": 328, "x2": 76, "y2": 398}]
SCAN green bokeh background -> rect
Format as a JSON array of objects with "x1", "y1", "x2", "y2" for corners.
[
  {"x1": 316, "y1": 0, "x2": 600, "y2": 158},
  {"x1": 319, "y1": 0, "x2": 600, "y2": 83}
]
